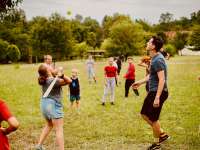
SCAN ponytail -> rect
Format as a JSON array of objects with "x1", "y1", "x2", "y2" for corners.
[
  {"x1": 38, "y1": 76, "x2": 47, "y2": 85},
  {"x1": 38, "y1": 64, "x2": 48, "y2": 85}
]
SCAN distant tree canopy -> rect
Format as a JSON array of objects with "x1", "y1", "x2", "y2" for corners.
[
  {"x1": 189, "y1": 25, "x2": 200, "y2": 50},
  {"x1": 0, "y1": 5, "x2": 200, "y2": 63}
]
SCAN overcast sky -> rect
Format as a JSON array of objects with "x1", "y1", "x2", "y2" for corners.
[{"x1": 20, "y1": 0, "x2": 200, "y2": 24}]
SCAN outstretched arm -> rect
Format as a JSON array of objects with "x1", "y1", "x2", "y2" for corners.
[
  {"x1": 132, "y1": 75, "x2": 149, "y2": 89},
  {"x1": 1, "y1": 116, "x2": 19, "y2": 135}
]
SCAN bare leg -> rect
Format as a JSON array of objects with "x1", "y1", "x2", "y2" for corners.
[
  {"x1": 38, "y1": 120, "x2": 53, "y2": 145},
  {"x1": 70, "y1": 102, "x2": 74, "y2": 109},
  {"x1": 141, "y1": 114, "x2": 153, "y2": 126},
  {"x1": 152, "y1": 120, "x2": 162, "y2": 138},
  {"x1": 52, "y1": 118, "x2": 64, "y2": 150},
  {"x1": 141, "y1": 114, "x2": 159, "y2": 138},
  {"x1": 76, "y1": 101, "x2": 80, "y2": 111}
]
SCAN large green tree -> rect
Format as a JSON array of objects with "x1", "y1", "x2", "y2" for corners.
[
  {"x1": 30, "y1": 13, "x2": 74, "y2": 60},
  {"x1": 102, "y1": 21, "x2": 145, "y2": 57}
]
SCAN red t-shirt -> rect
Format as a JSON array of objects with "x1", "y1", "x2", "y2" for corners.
[
  {"x1": 104, "y1": 66, "x2": 117, "y2": 77},
  {"x1": 0, "y1": 100, "x2": 12, "y2": 150},
  {"x1": 124, "y1": 63, "x2": 135, "y2": 79}
]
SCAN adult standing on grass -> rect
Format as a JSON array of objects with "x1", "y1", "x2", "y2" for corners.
[
  {"x1": 132, "y1": 36, "x2": 170, "y2": 150},
  {"x1": 124, "y1": 57, "x2": 139, "y2": 98},
  {"x1": 113, "y1": 57, "x2": 119, "y2": 86},
  {"x1": 102, "y1": 57, "x2": 117, "y2": 106},
  {"x1": 116, "y1": 56, "x2": 122, "y2": 76},
  {"x1": 160, "y1": 48, "x2": 170, "y2": 60},
  {"x1": 44, "y1": 55, "x2": 55, "y2": 73},
  {"x1": 116, "y1": 56, "x2": 122, "y2": 84},
  {"x1": 36, "y1": 64, "x2": 71, "y2": 150},
  {"x1": 86, "y1": 55, "x2": 97, "y2": 84},
  {"x1": 0, "y1": 99, "x2": 19, "y2": 150}
]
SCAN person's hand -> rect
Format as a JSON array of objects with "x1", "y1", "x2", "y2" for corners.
[
  {"x1": 153, "y1": 97, "x2": 160, "y2": 108},
  {"x1": 132, "y1": 82, "x2": 141, "y2": 89}
]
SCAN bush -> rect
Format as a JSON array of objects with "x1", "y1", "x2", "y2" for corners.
[
  {"x1": 0, "y1": 39, "x2": 9, "y2": 62},
  {"x1": 164, "y1": 44, "x2": 176, "y2": 56},
  {"x1": 7, "y1": 44, "x2": 21, "y2": 62}
]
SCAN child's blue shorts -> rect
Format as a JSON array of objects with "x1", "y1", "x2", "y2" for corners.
[{"x1": 70, "y1": 95, "x2": 80, "y2": 102}]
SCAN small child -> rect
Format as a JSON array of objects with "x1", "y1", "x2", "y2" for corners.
[
  {"x1": 102, "y1": 57, "x2": 117, "y2": 105},
  {"x1": 124, "y1": 57, "x2": 139, "y2": 97},
  {"x1": 69, "y1": 69, "x2": 80, "y2": 110},
  {"x1": 86, "y1": 55, "x2": 97, "y2": 84}
]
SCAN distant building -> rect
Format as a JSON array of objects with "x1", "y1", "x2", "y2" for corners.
[{"x1": 179, "y1": 46, "x2": 200, "y2": 56}]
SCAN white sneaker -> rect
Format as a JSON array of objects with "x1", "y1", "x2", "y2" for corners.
[{"x1": 35, "y1": 145, "x2": 45, "y2": 150}]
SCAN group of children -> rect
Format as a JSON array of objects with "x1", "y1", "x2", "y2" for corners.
[{"x1": 43, "y1": 54, "x2": 148, "y2": 108}]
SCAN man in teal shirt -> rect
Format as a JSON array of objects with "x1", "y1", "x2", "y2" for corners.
[{"x1": 133, "y1": 36, "x2": 170, "y2": 150}]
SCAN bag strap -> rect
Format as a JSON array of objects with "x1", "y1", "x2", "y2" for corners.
[{"x1": 43, "y1": 77, "x2": 58, "y2": 98}]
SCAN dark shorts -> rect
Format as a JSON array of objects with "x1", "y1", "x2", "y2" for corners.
[
  {"x1": 141, "y1": 91, "x2": 168, "y2": 122},
  {"x1": 70, "y1": 95, "x2": 80, "y2": 102}
]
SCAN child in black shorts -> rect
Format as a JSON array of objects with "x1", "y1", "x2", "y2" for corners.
[{"x1": 69, "y1": 68, "x2": 80, "y2": 111}]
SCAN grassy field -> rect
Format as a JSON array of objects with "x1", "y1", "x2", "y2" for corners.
[{"x1": 0, "y1": 56, "x2": 200, "y2": 150}]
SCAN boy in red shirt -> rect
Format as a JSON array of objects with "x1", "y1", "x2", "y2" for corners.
[
  {"x1": 0, "y1": 99, "x2": 19, "y2": 150},
  {"x1": 124, "y1": 57, "x2": 139, "y2": 97},
  {"x1": 102, "y1": 57, "x2": 117, "y2": 105}
]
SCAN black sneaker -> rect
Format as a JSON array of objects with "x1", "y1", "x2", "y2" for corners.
[
  {"x1": 133, "y1": 89, "x2": 139, "y2": 96},
  {"x1": 102, "y1": 102, "x2": 105, "y2": 106},
  {"x1": 159, "y1": 133, "x2": 170, "y2": 143},
  {"x1": 147, "y1": 143, "x2": 161, "y2": 150},
  {"x1": 110, "y1": 102, "x2": 115, "y2": 105}
]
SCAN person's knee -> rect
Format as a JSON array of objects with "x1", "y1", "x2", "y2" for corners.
[{"x1": 152, "y1": 120, "x2": 159, "y2": 125}]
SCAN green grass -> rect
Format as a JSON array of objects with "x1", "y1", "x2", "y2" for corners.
[{"x1": 0, "y1": 56, "x2": 200, "y2": 150}]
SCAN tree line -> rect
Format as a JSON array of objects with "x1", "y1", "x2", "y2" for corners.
[{"x1": 0, "y1": 0, "x2": 200, "y2": 63}]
